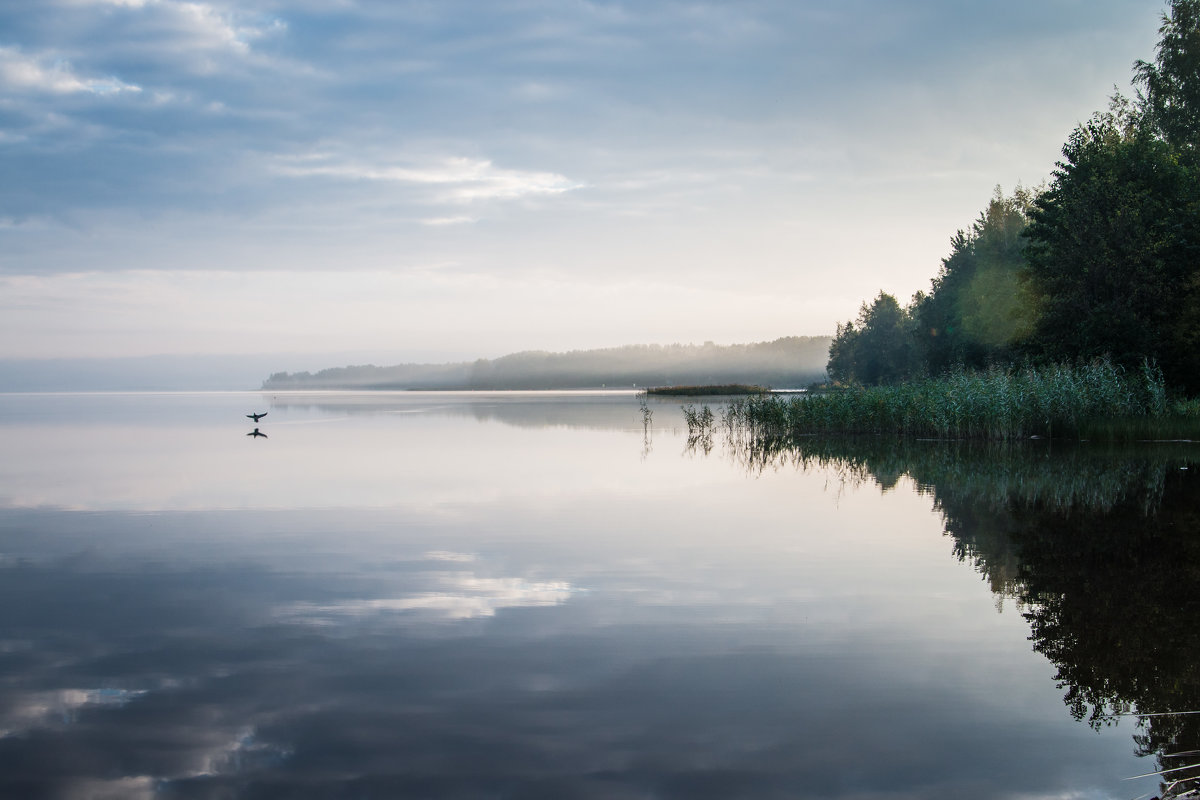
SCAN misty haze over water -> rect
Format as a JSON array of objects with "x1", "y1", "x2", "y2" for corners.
[
  {"x1": 262, "y1": 337, "x2": 832, "y2": 391},
  {"x1": 0, "y1": 337, "x2": 832, "y2": 393}
]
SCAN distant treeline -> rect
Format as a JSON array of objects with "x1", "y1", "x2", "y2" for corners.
[
  {"x1": 829, "y1": 0, "x2": 1200, "y2": 397},
  {"x1": 261, "y1": 337, "x2": 832, "y2": 391}
]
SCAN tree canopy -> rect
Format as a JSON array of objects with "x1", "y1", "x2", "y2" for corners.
[
  {"x1": 828, "y1": 186, "x2": 1036, "y2": 386},
  {"x1": 1135, "y1": 0, "x2": 1200, "y2": 153},
  {"x1": 828, "y1": 0, "x2": 1200, "y2": 393},
  {"x1": 826, "y1": 292, "x2": 917, "y2": 386},
  {"x1": 914, "y1": 186, "x2": 1037, "y2": 375},
  {"x1": 1022, "y1": 114, "x2": 1200, "y2": 391}
]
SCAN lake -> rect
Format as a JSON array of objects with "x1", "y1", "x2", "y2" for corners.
[{"x1": 0, "y1": 390, "x2": 1196, "y2": 799}]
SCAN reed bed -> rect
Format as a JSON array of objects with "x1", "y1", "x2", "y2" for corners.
[{"x1": 695, "y1": 359, "x2": 1184, "y2": 442}]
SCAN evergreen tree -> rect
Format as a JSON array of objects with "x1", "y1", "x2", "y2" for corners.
[{"x1": 827, "y1": 292, "x2": 918, "y2": 385}]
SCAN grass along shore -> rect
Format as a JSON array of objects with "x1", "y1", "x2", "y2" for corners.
[{"x1": 683, "y1": 360, "x2": 1200, "y2": 442}]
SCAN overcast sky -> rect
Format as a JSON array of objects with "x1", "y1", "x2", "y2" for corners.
[{"x1": 0, "y1": 0, "x2": 1167, "y2": 364}]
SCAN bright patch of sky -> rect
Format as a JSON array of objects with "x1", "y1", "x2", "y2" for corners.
[{"x1": 0, "y1": 0, "x2": 1166, "y2": 361}]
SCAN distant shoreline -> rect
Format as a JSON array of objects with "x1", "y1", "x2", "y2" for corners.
[
  {"x1": 261, "y1": 337, "x2": 832, "y2": 392},
  {"x1": 646, "y1": 384, "x2": 771, "y2": 397}
]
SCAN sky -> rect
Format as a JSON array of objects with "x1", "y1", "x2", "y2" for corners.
[{"x1": 0, "y1": 0, "x2": 1169, "y2": 367}]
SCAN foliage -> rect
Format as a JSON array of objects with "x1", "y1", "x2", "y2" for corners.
[
  {"x1": 828, "y1": 1, "x2": 1200, "y2": 398},
  {"x1": 1135, "y1": 0, "x2": 1200, "y2": 155},
  {"x1": 1022, "y1": 115, "x2": 1200, "y2": 393},
  {"x1": 693, "y1": 359, "x2": 1179, "y2": 441},
  {"x1": 828, "y1": 185, "x2": 1038, "y2": 386},
  {"x1": 913, "y1": 186, "x2": 1039, "y2": 373},
  {"x1": 1021, "y1": 0, "x2": 1200, "y2": 393},
  {"x1": 826, "y1": 292, "x2": 919, "y2": 385}
]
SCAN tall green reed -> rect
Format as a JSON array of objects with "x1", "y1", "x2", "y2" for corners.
[{"x1": 687, "y1": 359, "x2": 1185, "y2": 442}]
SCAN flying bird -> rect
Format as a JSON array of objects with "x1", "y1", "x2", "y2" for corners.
[
  {"x1": 247, "y1": 428, "x2": 267, "y2": 438},
  {"x1": 247, "y1": 412, "x2": 267, "y2": 422}
]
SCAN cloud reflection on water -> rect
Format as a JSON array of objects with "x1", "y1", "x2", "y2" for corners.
[
  {"x1": 279, "y1": 575, "x2": 575, "y2": 624},
  {"x1": 0, "y1": 392, "x2": 1170, "y2": 798},
  {"x1": 0, "y1": 503, "x2": 1147, "y2": 799},
  {"x1": 0, "y1": 688, "x2": 147, "y2": 738}
]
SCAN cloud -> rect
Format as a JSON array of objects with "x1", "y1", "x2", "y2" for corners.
[
  {"x1": 63, "y1": 0, "x2": 286, "y2": 55},
  {"x1": 275, "y1": 153, "x2": 584, "y2": 203},
  {"x1": 169, "y1": 0, "x2": 286, "y2": 56},
  {"x1": 0, "y1": 0, "x2": 1169, "y2": 361},
  {"x1": 79, "y1": 0, "x2": 154, "y2": 7},
  {"x1": 424, "y1": 551, "x2": 477, "y2": 562},
  {"x1": 420, "y1": 215, "x2": 477, "y2": 226},
  {"x1": 511, "y1": 80, "x2": 564, "y2": 101},
  {"x1": 0, "y1": 46, "x2": 141, "y2": 95}
]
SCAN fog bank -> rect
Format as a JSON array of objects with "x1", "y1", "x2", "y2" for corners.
[{"x1": 263, "y1": 338, "x2": 832, "y2": 391}]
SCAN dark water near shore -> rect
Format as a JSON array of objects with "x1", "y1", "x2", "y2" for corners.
[{"x1": 0, "y1": 391, "x2": 1196, "y2": 799}]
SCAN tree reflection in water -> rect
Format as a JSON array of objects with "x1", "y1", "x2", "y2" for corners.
[{"x1": 692, "y1": 432, "x2": 1200, "y2": 798}]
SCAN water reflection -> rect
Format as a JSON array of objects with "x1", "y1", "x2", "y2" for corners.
[
  {"x1": 263, "y1": 390, "x2": 674, "y2": 432},
  {"x1": 0, "y1": 392, "x2": 1186, "y2": 798},
  {"x1": 278, "y1": 550, "x2": 575, "y2": 624},
  {"x1": 708, "y1": 432, "x2": 1200, "y2": 798},
  {"x1": 0, "y1": 391, "x2": 681, "y2": 511}
]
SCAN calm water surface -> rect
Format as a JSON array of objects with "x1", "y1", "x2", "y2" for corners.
[{"x1": 0, "y1": 391, "x2": 1196, "y2": 799}]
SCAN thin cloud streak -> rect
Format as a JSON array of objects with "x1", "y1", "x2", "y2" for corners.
[
  {"x1": 274, "y1": 154, "x2": 584, "y2": 203},
  {"x1": 421, "y1": 216, "x2": 476, "y2": 226},
  {"x1": 0, "y1": 46, "x2": 142, "y2": 95}
]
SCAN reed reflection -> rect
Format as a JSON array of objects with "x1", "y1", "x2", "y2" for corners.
[{"x1": 695, "y1": 431, "x2": 1200, "y2": 798}]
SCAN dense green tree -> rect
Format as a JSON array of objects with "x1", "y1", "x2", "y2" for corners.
[
  {"x1": 830, "y1": 1, "x2": 1200, "y2": 395},
  {"x1": 1022, "y1": 114, "x2": 1200, "y2": 392},
  {"x1": 825, "y1": 320, "x2": 860, "y2": 385},
  {"x1": 827, "y1": 292, "x2": 918, "y2": 385},
  {"x1": 1135, "y1": 0, "x2": 1200, "y2": 154},
  {"x1": 1021, "y1": 0, "x2": 1200, "y2": 393},
  {"x1": 913, "y1": 187, "x2": 1038, "y2": 374}
]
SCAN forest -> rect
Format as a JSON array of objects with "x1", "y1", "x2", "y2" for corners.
[
  {"x1": 828, "y1": 0, "x2": 1200, "y2": 397},
  {"x1": 262, "y1": 336, "x2": 832, "y2": 391}
]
